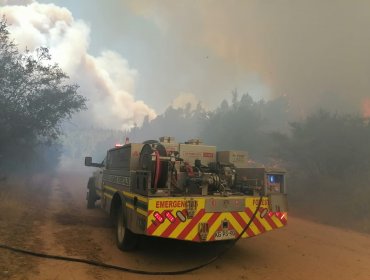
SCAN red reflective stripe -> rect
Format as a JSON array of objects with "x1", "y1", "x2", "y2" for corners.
[
  {"x1": 208, "y1": 212, "x2": 221, "y2": 228},
  {"x1": 231, "y1": 212, "x2": 255, "y2": 237},
  {"x1": 262, "y1": 210, "x2": 278, "y2": 229},
  {"x1": 178, "y1": 209, "x2": 205, "y2": 240},
  {"x1": 161, "y1": 215, "x2": 181, "y2": 237},
  {"x1": 147, "y1": 223, "x2": 156, "y2": 235},
  {"x1": 228, "y1": 222, "x2": 237, "y2": 234},
  {"x1": 146, "y1": 210, "x2": 166, "y2": 235},
  {"x1": 280, "y1": 213, "x2": 288, "y2": 225},
  {"x1": 192, "y1": 212, "x2": 221, "y2": 241},
  {"x1": 245, "y1": 208, "x2": 265, "y2": 233}
]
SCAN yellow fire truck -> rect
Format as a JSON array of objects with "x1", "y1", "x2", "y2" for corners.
[{"x1": 85, "y1": 137, "x2": 288, "y2": 251}]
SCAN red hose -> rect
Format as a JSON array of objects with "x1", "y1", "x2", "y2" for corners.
[
  {"x1": 185, "y1": 162, "x2": 194, "y2": 177},
  {"x1": 153, "y1": 150, "x2": 161, "y2": 190}
]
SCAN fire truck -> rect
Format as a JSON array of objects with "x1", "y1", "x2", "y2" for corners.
[{"x1": 85, "y1": 137, "x2": 288, "y2": 251}]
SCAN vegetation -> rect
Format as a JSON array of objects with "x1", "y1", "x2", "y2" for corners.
[
  {"x1": 273, "y1": 111, "x2": 370, "y2": 231},
  {"x1": 201, "y1": 92, "x2": 291, "y2": 161},
  {"x1": 0, "y1": 18, "x2": 86, "y2": 173}
]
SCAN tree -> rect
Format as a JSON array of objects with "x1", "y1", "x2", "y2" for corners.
[
  {"x1": 273, "y1": 110, "x2": 370, "y2": 230},
  {"x1": 201, "y1": 93, "x2": 290, "y2": 161},
  {"x1": 0, "y1": 18, "x2": 86, "y2": 171},
  {"x1": 274, "y1": 110, "x2": 370, "y2": 177}
]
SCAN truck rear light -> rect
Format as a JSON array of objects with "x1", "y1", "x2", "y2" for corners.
[
  {"x1": 275, "y1": 212, "x2": 286, "y2": 220},
  {"x1": 165, "y1": 211, "x2": 175, "y2": 223},
  {"x1": 154, "y1": 212, "x2": 164, "y2": 223}
]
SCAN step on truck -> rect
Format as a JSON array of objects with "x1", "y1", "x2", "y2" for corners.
[{"x1": 84, "y1": 137, "x2": 288, "y2": 251}]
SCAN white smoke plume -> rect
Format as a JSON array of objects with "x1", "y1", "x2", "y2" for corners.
[
  {"x1": 0, "y1": 1, "x2": 156, "y2": 130},
  {"x1": 0, "y1": 0, "x2": 32, "y2": 5},
  {"x1": 129, "y1": 0, "x2": 370, "y2": 116},
  {"x1": 170, "y1": 92, "x2": 204, "y2": 111}
]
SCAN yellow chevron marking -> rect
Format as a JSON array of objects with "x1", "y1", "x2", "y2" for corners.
[
  {"x1": 239, "y1": 212, "x2": 260, "y2": 235},
  {"x1": 103, "y1": 185, "x2": 117, "y2": 193},
  {"x1": 167, "y1": 208, "x2": 202, "y2": 238},
  {"x1": 227, "y1": 214, "x2": 243, "y2": 232},
  {"x1": 123, "y1": 191, "x2": 148, "y2": 203},
  {"x1": 271, "y1": 215, "x2": 284, "y2": 227},
  {"x1": 168, "y1": 217, "x2": 190, "y2": 238},
  {"x1": 153, "y1": 219, "x2": 171, "y2": 236},
  {"x1": 229, "y1": 214, "x2": 250, "y2": 238},
  {"x1": 207, "y1": 213, "x2": 253, "y2": 240},
  {"x1": 248, "y1": 223, "x2": 260, "y2": 236},
  {"x1": 252, "y1": 223, "x2": 263, "y2": 235},
  {"x1": 258, "y1": 216, "x2": 273, "y2": 231},
  {"x1": 208, "y1": 214, "x2": 224, "y2": 239},
  {"x1": 185, "y1": 213, "x2": 212, "y2": 240},
  {"x1": 146, "y1": 211, "x2": 169, "y2": 236},
  {"x1": 235, "y1": 212, "x2": 250, "y2": 238},
  {"x1": 144, "y1": 196, "x2": 287, "y2": 240}
]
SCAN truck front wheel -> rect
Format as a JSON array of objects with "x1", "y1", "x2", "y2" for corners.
[
  {"x1": 86, "y1": 177, "x2": 96, "y2": 209},
  {"x1": 86, "y1": 190, "x2": 95, "y2": 209},
  {"x1": 116, "y1": 205, "x2": 138, "y2": 251}
]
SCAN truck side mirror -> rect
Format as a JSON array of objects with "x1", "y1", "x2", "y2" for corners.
[{"x1": 85, "y1": 156, "x2": 92, "y2": 166}]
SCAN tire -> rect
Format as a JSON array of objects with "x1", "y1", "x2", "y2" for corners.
[
  {"x1": 86, "y1": 190, "x2": 95, "y2": 209},
  {"x1": 116, "y1": 204, "x2": 138, "y2": 251},
  {"x1": 86, "y1": 177, "x2": 96, "y2": 209}
]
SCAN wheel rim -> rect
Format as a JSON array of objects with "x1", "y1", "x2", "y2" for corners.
[{"x1": 117, "y1": 210, "x2": 125, "y2": 243}]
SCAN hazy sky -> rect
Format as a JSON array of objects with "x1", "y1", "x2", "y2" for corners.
[
  {"x1": 1, "y1": 0, "x2": 370, "y2": 128},
  {"x1": 36, "y1": 0, "x2": 272, "y2": 107}
]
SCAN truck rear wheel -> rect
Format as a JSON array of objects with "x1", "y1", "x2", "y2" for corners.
[{"x1": 116, "y1": 205, "x2": 138, "y2": 251}]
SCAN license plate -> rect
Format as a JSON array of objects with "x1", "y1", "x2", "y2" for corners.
[{"x1": 214, "y1": 229, "x2": 236, "y2": 240}]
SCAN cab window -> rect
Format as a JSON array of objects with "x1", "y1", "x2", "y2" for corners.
[{"x1": 107, "y1": 147, "x2": 130, "y2": 170}]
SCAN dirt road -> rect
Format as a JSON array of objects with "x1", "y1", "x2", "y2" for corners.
[{"x1": 1, "y1": 172, "x2": 370, "y2": 280}]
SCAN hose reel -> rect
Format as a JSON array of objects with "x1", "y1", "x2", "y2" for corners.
[{"x1": 139, "y1": 141, "x2": 168, "y2": 191}]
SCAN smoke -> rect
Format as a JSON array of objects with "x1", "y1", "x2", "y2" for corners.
[
  {"x1": 2, "y1": 0, "x2": 369, "y2": 125},
  {"x1": 0, "y1": 0, "x2": 32, "y2": 5},
  {"x1": 171, "y1": 93, "x2": 203, "y2": 111},
  {"x1": 363, "y1": 98, "x2": 370, "y2": 118},
  {"x1": 0, "y1": 0, "x2": 156, "y2": 130},
  {"x1": 129, "y1": 0, "x2": 370, "y2": 116}
]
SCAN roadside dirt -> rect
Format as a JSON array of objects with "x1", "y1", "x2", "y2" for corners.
[{"x1": 1, "y1": 171, "x2": 370, "y2": 280}]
